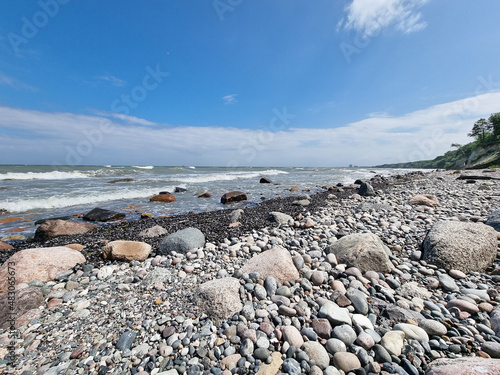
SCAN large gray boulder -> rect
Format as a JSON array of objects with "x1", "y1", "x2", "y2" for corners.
[
  {"x1": 423, "y1": 221, "x2": 497, "y2": 272},
  {"x1": 158, "y1": 227, "x2": 205, "y2": 254},
  {"x1": 327, "y1": 233, "x2": 393, "y2": 273},
  {"x1": 267, "y1": 212, "x2": 294, "y2": 226},
  {"x1": 196, "y1": 277, "x2": 243, "y2": 321},
  {"x1": 241, "y1": 246, "x2": 299, "y2": 284}
]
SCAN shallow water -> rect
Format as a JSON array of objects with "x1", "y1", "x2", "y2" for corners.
[{"x1": 0, "y1": 165, "x2": 420, "y2": 239}]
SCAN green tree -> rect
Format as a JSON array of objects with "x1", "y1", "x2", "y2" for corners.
[
  {"x1": 468, "y1": 118, "x2": 489, "y2": 142},
  {"x1": 489, "y1": 112, "x2": 500, "y2": 137}
]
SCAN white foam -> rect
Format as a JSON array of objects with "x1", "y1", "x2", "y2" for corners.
[
  {"x1": 175, "y1": 169, "x2": 288, "y2": 184},
  {"x1": 0, "y1": 171, "x2": 90, "y2": 181},
  {"x1": 132, "y1": 166, "x2": 154, "y2": 169},
  {"x1": 0, "y1": 187, "x2": 167, "y2": 212}
]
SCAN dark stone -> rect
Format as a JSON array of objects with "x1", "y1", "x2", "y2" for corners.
[
  {"x1": 254, "y1": 348, "x2": 270, "y2": 361},
  {"x1": 83, "y1": 207, "x2": 126, "y2": 222},
  {"x1": 107, "y1": 178, "x2": 134, "y2": 184},
  {"x1": 116, "y1": 331, "x2": 136, "y2": 351},
  {"x1": 457, "y1": 174, "x2": 497, "y2": 180},
  {"x1": 0, "y1": 287, "x2": 44, "y2": 329},
  {"x1": 358, "y1": 182, "x2": 376, "y2": 196},
  {"x1": 175, "y1": 187, "x2": 187, "y2": 192},
  {"x1": 300, "y1": 327, "x2": 318, "y2": 341},
  {"x1": 486, "y1": 210, "x2": 500, "y2": 231},
  {"x1": 162, "y1": 326, "x2": 176, "y2": 338},
  {"x1": 282, "y1": 358, "x2": 301, "y2": 375},
  {"x1": 260, "y1": 178, "x2": 272, "y2": 183},
  {"x1": 354, "y1": 179, "x2": 363, "y2": 185},
  {"x1": 373, "y1": 344, "x2": 392, "y2": 363},
  {"x1": 371, "y1": 297, "x2": 424, "y2": 323},
  {"x1": 221, "y1": 191, "x2": 247, "y2": 204}
]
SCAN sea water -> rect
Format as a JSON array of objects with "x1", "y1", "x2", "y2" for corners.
[{"x1": 0, "y1": 165, "x2": 418, "y2": 239}]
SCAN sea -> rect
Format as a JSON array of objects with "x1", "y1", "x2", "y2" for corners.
[{"x1": 0, "y1": 165, "x2": 417, "y2": 240}]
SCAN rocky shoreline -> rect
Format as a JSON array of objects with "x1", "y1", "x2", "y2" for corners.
[{"x1": 1, "y1": 170, "x2": 500, "y2": 375}]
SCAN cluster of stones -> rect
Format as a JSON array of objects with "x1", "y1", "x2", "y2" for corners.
[{"x1": 0, "y1": 170, "x2": 500, "y2": 375}]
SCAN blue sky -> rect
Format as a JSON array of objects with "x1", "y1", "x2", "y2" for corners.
[{"x1": 1, "y1": 0, "x2": 500, "y2": 167}]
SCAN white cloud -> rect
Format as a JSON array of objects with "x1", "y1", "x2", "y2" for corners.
[
  {"x1": 222, "y1": 94, "x2": 237, "y2": 105},
  {"x1": 0, "y1": 72, "x2": 38, "y2": 92},
  {"x1": 95, "y1": 74, "x2": 127, "y2": 87},
  {"x1": 0, "y1": 91, "x2": 499, "y2": 167},
  {"x1": 92, "y1": 111, "x2": 158, "y2": 127},
  {"x1": 341, "y1": 0, "x2": 430, "y2": 37}
]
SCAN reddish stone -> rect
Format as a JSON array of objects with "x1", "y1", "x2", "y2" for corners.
[
  {"x1": 198, "y1": 193, "x2": 212, "y2": 198},
  {"x1": 290, "y1": 186, "x2": 299, "y2": 191},
  {"x1": 47, "y1": 298, "x2": 63, "y2": 308},
  {"x1": 70, "y1": 345, "x2": 85, "y2": 359},
  {"x1": 0, "y1": 241, "x2": 13, "y2": 250},
  {"x1": 312, "y1": 318, "x2": 332, "y2": 339},
  {"x1": 35, "y1": 219, "x2": 97, "y2": 241},
  {"x1": 150, "y1": 194, "x2": 176, "y2": 203},
  {"x1": 0, "y1": 217, "x2": 23, "y2": 224},
  {"x1": 0, "y1": 246, "x2": 86, "y2": 293},
  {"x1": 15, "y1": 308, "x2": 42, "y2": 329},
  {"x1": 7, "y1": 227, "x2": 28, "y2": 233}
]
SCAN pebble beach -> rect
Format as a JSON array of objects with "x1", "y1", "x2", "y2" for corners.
[{"x1": 1, "y1": 169, "x2": 500, "y2": 375}]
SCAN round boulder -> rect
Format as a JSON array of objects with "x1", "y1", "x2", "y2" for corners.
[
  {"x1": 423, "y1": 221, "x2": 497, "y2": 272},
  {"x1": 34, "y1": 219, "x2": 97, "y2": 241},
  {"x1": 0, "y1": 246, "x2": 85, "y2": 293},
  {"x1": 241, "y1": 246, "x2": 299, "y2": 284},
  {"x1": 103, "y1": 240, "x2": 152, "y2": 262},
  {"x1": 196, "y1": 277, "x2": 243, "y2": 321},
  {"x1": 158, "y1": 227, "x2": 205, "y2": 254},
  {"x1": 327, "y1": 233, "x2": 393, "y2": 273}
]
